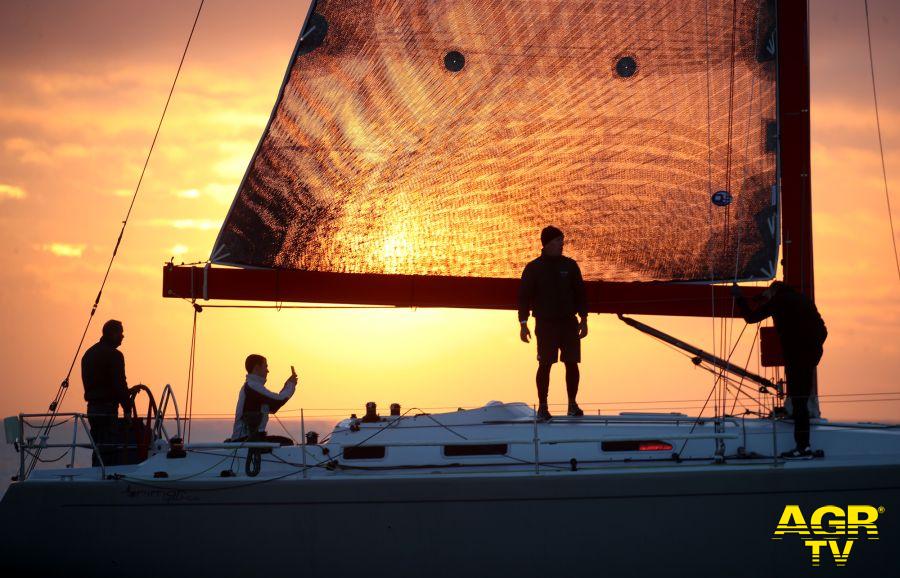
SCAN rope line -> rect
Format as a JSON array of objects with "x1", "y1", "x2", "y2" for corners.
[
  {"x1": 864, "y1": 0, "x2": 900, "y2": 281},
  {"x1": 185, "y1": 304, "x2": 200, "y2": 443}
]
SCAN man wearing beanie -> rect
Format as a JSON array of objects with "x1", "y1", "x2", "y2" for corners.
[{"x1": 518, "y1": 226, "x2": 589, "y2": 420}]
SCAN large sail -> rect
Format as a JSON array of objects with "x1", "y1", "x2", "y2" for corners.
[{"x1": 212, "y1": 0, "x2": 778, "y2": 283}]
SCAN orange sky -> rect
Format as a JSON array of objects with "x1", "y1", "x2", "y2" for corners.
[{"x1": 0, "y1": 0, "x2": 897, "y2": 426}]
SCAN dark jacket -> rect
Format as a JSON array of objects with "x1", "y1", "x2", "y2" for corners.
[
  {"x1": 736, "y1": 287, "x2": 827, "y2": 364},
  {"x1": 518, "y1": 253, "x2": 588, "y2": 322},
  {"x1": 81, "y1": 337, "x2": 129, "y2": 405}
]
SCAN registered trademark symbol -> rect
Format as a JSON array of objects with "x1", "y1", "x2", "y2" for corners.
[{"x1": 878, "y1": 506, "x2": 886, "y2": 514}]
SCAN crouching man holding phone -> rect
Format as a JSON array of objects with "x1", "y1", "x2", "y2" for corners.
[{"x1": 230, "y1": 354, "x2": 298, "y2": 445}]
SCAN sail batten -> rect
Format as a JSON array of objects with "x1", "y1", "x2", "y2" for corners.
[{"x1": 213, "y1": 0, "x2": 779, "y2": 294}]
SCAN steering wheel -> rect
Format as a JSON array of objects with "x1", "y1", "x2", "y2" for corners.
[{"x1": 126, "y1": 384, "x2": 159, "y2": 460}]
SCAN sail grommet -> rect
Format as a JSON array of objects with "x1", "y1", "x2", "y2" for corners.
[
  {"x1": 711, "y1": 190, "x2": 733, "y2": 207},
  {"x1": 444, "y1": 50, "x2": 465, "y2": 72},
  {"x1": 298, "y1": 13, "x2": 328, "y2": 56},
  {"x1": 615, "y1": 56, "x2": 637, "y2": 78}
]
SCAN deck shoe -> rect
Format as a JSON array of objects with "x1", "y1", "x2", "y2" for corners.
[
  {"x1": 537, "y1": 404, "x2": 553, "y2": 421},
  {"x1": 567, "y1": 402, "x2": 584, "y2": 417},
  {"x1": 780, "y1": 446, "x2": 813, "y2": 460}
]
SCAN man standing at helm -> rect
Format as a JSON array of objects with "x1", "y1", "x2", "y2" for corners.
[
  {"x1": 81, "y1": 319, "x2": 132, "y2": 466},
  {"x1": 518, "y1": 226, "x2": 589, "y2": 420}
]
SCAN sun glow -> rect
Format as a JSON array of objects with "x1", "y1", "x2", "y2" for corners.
[{"x1": 0, "y1": 0, "x2": 897, "y2": 427}]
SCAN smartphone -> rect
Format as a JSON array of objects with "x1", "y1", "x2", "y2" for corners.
[{"x1": 291, "y1": 365, "x2": 297, "y2": 376}]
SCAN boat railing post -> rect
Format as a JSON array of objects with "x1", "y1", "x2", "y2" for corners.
[
  {"x1": 771, "y1": 399, "x2": 779, "y2": 466},
  {"x1": 533, "y1": 405, "x2": 539, "y2": 475},
  {"x1": 80, "y1": 415, "x2": 106, "y2": 479},
  {"x1": 69, "y1": 414, "x2": 79, "y2": 469},
  {"x1": 18, "y1": 413, "x2": 25, "y2": 481},
  {"x1": 300, "y1": 408, "x2": 308, "y2": 479},
  {"x1": 165, "y1": 383, "x2": 183, "y2": 440}
]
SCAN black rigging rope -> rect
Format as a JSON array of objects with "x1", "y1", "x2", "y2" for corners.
[
  {"x1": 864, "y1": 0, "x2": 900, "y2": 281},
  {"x1": 25, "y1": 0, "x2": 206, "y2": 478},
  {"x1": 185, "y1": 303, "x2": 200, "y2": 443}
]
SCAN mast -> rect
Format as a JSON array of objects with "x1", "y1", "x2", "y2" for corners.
[
  {"x1": 775, "y1": 0, "x2": 816, "y2": 399},
  {"x1": 777, "y1": 0, "x2": 814, "y2": 299}
]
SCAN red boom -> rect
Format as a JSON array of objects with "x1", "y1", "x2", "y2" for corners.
[{"x1": 162, "y1": 263, "x2": 763, "y2": 317}]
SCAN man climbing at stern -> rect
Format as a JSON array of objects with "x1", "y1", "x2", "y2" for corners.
[
  {"x1": 518, "y1": 226, "x2": 589, "y2": 420},
  {"x1": 732, "y1": 281, "x2": 827, "y2": 460},
  {"x1": 230, "y1": 354, "x2": 298, "y2": 445}
]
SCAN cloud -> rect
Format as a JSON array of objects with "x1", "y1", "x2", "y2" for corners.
[
  {"x1": 0, "y1": 183, "x2": 26, "y2": 200},
  {"x1": 40, "y1": 243, "x2": 86, "y2": 257},
  {"x1": 169, "y1": 244, "x2": 189, "y2": 256},
  {"x1": 147, "y1": 218, "x2": 222, "y2": 231},
  {"x1": 812, "y1": 99, "x2": 900, "y2": 142},
  {"x1": 4, "y1": 136, "x2": 92, "y2": 165},
  {"x1": 170, "y1": 183, "x2": 235, "y2": 204}
]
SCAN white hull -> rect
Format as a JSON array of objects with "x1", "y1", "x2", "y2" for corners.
[{"x1": 3, "y1": 403, "x2": 898, "y2": 577}]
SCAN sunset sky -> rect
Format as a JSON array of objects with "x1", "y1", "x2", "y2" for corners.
[{"x1": 0, "y1": 0, "x2": 897, "y2": 428}]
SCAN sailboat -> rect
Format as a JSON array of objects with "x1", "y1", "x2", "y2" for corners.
[{"x1": 1, "y1": 1, "x2": 898, "y2": 576}]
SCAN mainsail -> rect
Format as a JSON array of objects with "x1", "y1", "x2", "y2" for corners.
[{"x1": 212, "y1": 0, "x2": 779, "y2": 283}]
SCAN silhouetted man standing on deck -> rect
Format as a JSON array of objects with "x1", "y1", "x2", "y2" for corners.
[
  {"x1": 81, "y1": 319, "x2": 132, "y2": 466},
  {"x1": 518, "y1": 226, "x2": 588, "y2": 420},
  {"x1": 733, "y1": 281, "x2": 827, "y2": 459}
]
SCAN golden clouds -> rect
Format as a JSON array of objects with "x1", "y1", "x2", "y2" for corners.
[
  {"x1": 40, "y1": 243, "x2": 86, "y2": 258},
  {"x1": 148, "y1": 218, "x2": 222, "y2": 231},
  {"x1": 0, "y1": 183, "x2": 26, "y2": 200},
  {"x1": 171, "y1": 183, "x2": 235, "y2": 204},
  {"x1": 4, "y1": 137, "x2": 90, "y2": 165}
]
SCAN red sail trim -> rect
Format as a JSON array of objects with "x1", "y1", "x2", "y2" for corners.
[{"x1": 162, "y1": 264, "x2": 764, "y2": 318}]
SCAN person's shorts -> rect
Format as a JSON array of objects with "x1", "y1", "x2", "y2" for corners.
[{"x1": 535, "y1": 316, "x2": 581, "y2": 364}]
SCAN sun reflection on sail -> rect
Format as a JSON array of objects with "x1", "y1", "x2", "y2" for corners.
[{"x1": 216, "y1": 0, "x2": 778, "y2": 282}]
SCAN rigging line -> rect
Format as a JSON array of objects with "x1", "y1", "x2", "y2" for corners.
[
  {"x1": 725, "y1": 54, "x2": 761, "y2": 390},
  {"x1": 125, "y1": 449, "x2": 235, "y2": 483},
  {"x1": 26, "y1": 0, "x2": 206, "y2": 478},
  {"x1": 694, "y1": 364, "x2": 761, "y2": 408},
  {"x1": 864, "y1": 0, "x2": 900, "y2": 281},
  {"x1": 730, "y1": 324, "x2": 762, "y2": 415},
  {"x1": 185, "y1": 304, "x2": 199, "y2": 443},
  {"x1": 723, "y1": 320, "x2": 749, "y2": 367},
  {"x1": 716, "y1": 0, "x2": 741, "y2": 420},
  {"x1": 703, "y1": 0, "x2": 718, "y2": 390},
  {"x1": 407, "y1": 408, "x2": 468, "y2": 440},
  {"x1": 22, "y1": 449, "x2": 71, "y2": 464},
  {"x1": 272, "y1": 414, "x2": 297, "y2": 444},
  {"x1": 724, "y1": 0, "x2": 739, "y2": 198}
]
